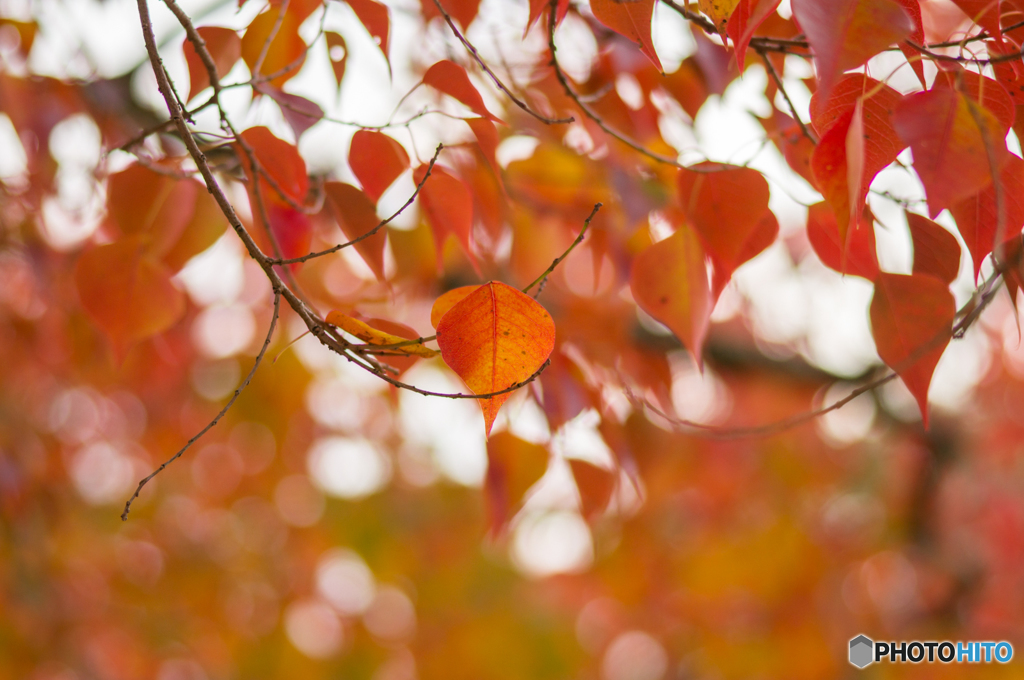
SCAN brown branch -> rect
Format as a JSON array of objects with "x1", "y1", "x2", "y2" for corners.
[
  {"x1": 432, "y1": 0, "x2": 574, "y2": 125},
  {"x1": 640, "y1": 263, "x2": 1007, "y2": 439},
  {"x1": 756, "y1": 47, "x2": 817, "y2": 145},
  {"x1": 122, "y1": 289, "x2": 281, "y2": 519},
  {"x1": 269, "y1": 142, "x2": 444, "y2": 266},
  {"x1": 523, "y1": 202, "x2": 603, "y2": 296},
  {"x1": 547, "y1": 1, "x2": 686, "y2": 169}
]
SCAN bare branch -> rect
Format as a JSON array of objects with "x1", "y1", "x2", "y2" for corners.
[
  {"x1": 757, "y1": 48, "x2": 817, "y2": 145},
  {"x1": 432, "y1": 0, "x2": 574, "y2": 125},
  {"x1": 122, "y1": 290, "x2": 282, "y2": 519}
]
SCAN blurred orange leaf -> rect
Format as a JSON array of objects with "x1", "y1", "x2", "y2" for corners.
[
  {"x1": 591, "y1": 0, "x2": 663, "y2": 72},
  {"x1": 183, "y1": 26, "x2": 240, "y2": 100},
  {"x1": 423, "y1": 60, "x2": 502, "y2": 123},
  {"x1": 349, "y1": 130, "x2": 410, "y2": 203}
]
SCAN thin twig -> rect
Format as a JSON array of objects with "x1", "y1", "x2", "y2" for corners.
[
  {"x1": 122, "y1": 290, "x2": 282, "y2": 519},
  {"x1": 252, "y1": 0, "x2": 289, "y2": 78},
  {"x1": 523, "y1": 202, "x2": 603, "y2": 296},
  {"x1": 547, "y1": 1, "x2": 686, "y2": 169},
  {"x1": 269, "y1": 142, "x2": 444, "y2": 265},
  {"x1": 757, "y1": 48, "x2": 817, "y2": 145},
  {"x1": 432, "y1": 0, "x2": 573, "y2": 125}
]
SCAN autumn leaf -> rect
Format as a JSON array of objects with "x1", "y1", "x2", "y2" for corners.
[
  {"x1": 791, "y1": 0, "x2": 913, "y2": 100},
  {"x1": 906, "y1": 211, "x2": 961, "y2": 285},
  {"x1": 106, "y1": 164, "x2": 199, "y2": 257},
  {"x1": 430, "y1": 285, "x2": 479, "y2": 327},
  {"x1": 325, "y1": 311, "x2": 437, "y2": 357},
  {"x1": 892, "y1": 88, "x2": 1009, "y2": 219},
  {"x1": 949, "y1": 153, "x2": 1024, "y2": 280},
  {"x1": 568, "y1": 459, "x2": 616, "y2": 520},
  {"x1": 422, "y1": 60, "x2": 502, "y2": 123},
  {"x1": 346, "y1": 0, "x2": 391, "y2": 74},
  {"x1": 758, "y1": 108, "x2": 816, "y2": 186},
  {"x1": 630, "y1": 223, "x2": 712, "y2": 367},
  {"x1": 75, "y1": 237, "x2": 186, "y2": 360},
  {"x1": 434, "y1": 281, "x2": 556, "y2": 436},
  {"x1": 183, "y1": 26, "x2": 240, "y2": 100},
  {"x1": 485, "y1": 432, "x2": 550, "y2": 536},
  {"x1": 325, "y1": 32, "x2": 347, "y2": 90},
  {"x1": 237, "y1": 126, "x2": 309, "y2": 204},
  {"x1": 240, "y1": 5, "x2": 306, "y2": 88},
  {"x1": 870, "y1": 272, "x2": 955, "y2": 427},
  {"x1": 894, "y1": 0, "x2": 926, "y2": 87},
  {"x1": 933, "y1": 68, "x2": 1016, "y2": 135},
  {"x1": 421, "y1": 0, "x2": 481, "y2": 30},
  {"x1": 349, "y1": 130, "x2": 410, "y2": 203},
  {"x1": 806, "y1": 202, "x2": 879, "y2": 280},
  {"x1": 323, "y1": 182, "x2": 387, "y2": 281},
  {"x1": 414, "y1": 164, "x2": 478, "y2": 274},
  {"x1": 727, "y1": 0, "x2": 782, "y2": 69},
  {"x1": 525, "y1": 0, "x2": 569, "y2": 37},
  {"x1": 698, "y1": 0, "x2": 741, "y2": 34},
  {"x1": 255, "y1": 84, "x2": 323, "y2": 138},
  {"x1": 590, "y1": 0, "x2": 663, "y2": 72}
]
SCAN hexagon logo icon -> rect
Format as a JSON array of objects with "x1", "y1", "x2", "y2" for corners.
[{"x1": 849, "y1": 635, "x2": 874, "y2": 668}]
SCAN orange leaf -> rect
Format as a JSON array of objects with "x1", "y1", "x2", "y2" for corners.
[
  {"x1": 349, "y1": 130, "x2": 409, "y2": 203},
  {"x1": 421, "y1": 0, "x2": 481, "y2": 30},
  {"x1": 325, "y1": 32, "x2": 347, "y2": 89},
  {"x1": 806, "y1": 202, "x2": 878, "y2": 280},
  {"x1": 75, "y1": 237, "x2": 186, "y2": 360},
  {"x1": 435, "y1": 281, "x2": 556, "y2": 436},
  {"x1": 791, "y1": 0, "x2": 913, "y2": 100},
  {"x1": 161, "y1": 189, "x2": 228, "y2": 272},
  {"x1": 346, "y1": 0, "x2": 391, "y2": 73},
  {"x1": 870, "y1": 272, "x2": 955, "y2": 427},
  {"x1": 758, "y1": 109, "x2": 816, "y2": 186},
  {"x1": 630, "y1": 224, "x2": 712, "y2": 368},
  {"x1": 430, "y1": 285, "x2": 480, "y2": 327},
  {"x1": 892, "y1": 88, "x2": 1009, "y2": 218},
  {"x1": 678, "y1": 165, "x2": 774, "y2": 293},
  {"x1": 323, "y1": 182, "x2": 387, "y2": 281},
  {"x1": 465, "y1": 118, "x2": 503, "y2": 188},
  {"x1": 933, "y1": 68, "x2": 1016, "y2": 135},
  {"x1": 106, "y1": 164, "x2": 198, "y2": 257},
  {"x1": 568, "y1": 459, "x2": 616, "y2": 521},
  {"x1": 698, "y1": 0, "x2": 742, "y2": 33},
  {"x1": 906, "y1": 211, "x2": 961, "y2": 285},
  {"x1": 183, "y1": 26, "x2": 240, "y2": 100},
  {"x1": 485, "y1": 432, "x2": 550, "y2": 536},
  {"x1": 590, "y1": 0, "x2": 663, "y2": 72},
  {"x1": 726, "y1": 0, "x2": 782, "y2": 70},
  {"x1": 240, "y1": 5, "x2": 306, "y2": 88},
  {"x1": 414, "y1": 164, "x2": 478, "y2": 274},
  {"x1": 423, "y1": 60, "x2": 502, "y2": 123},
  {"x1": 237, "y1": 126, "x2": 309, "y2": 204}
]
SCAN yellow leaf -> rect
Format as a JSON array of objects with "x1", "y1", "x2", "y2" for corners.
[{"x1": 325, "y1": 311, "x2": 438, "y2": 358}]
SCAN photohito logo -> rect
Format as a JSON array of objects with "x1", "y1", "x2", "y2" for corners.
[{"x1": 849, "y1": 635, "x2": 1014, "y2": 668}]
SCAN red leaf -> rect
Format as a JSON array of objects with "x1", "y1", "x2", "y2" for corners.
[
  {"x1": 677, "y1": 165, "x2": 775, "y2": 292},
  {"x1": 568, "y1": 459, "x2": 616, "y2": 521},
  {"x1": 435, "y1": 281, "x2": 556, "y2": 436},
  {"x1": 346, "y1": 0, "x2": 391, "y2": 74},
  {"x1": 590, "y1": 0, "x2": 663, "y2": 72},
  {"x1": 485, "y1": 433, "x2": 550, "y2": 536},
  {"x1": 414, "y1": 164, "x2": 478, "y2": 274},
  {"x1": 630, "y1": 224, "x2": 712, "y2": 367},
  {"x1": 806, "y1": 202, "x2": 879, "y2": 280},
  {"x1": 525, "y1": 0, "x2": 569, "y2": 37},
  {"x1": 949, "y1": 153, "x2": 1024, "y2": 279},
  {"x1": 892, "y1": 88, "x2": 1008, "y2": 218},
  {"x1": 255, "y1": 83, "x2": 323, "y2": 138},
  {"x1": 758, "y1": 109, "x2": 816, "y2": 186},
  {"x1": 237, "y1": 126, "x2": 309, "y2": 204},
  {"x1": 870, "y1": 272, "x2": 955, "y2": 427},
  {"x1": 810, "y1": 78, "x2": 905, "y2": 249},
  {"x1": 894, "y1": 0, "x2": 926, "y2": 87},
  {"x1": 791, "y1": 0, "x2": 913, "y2": 100},
  {"x1": 183, "y1": 27, "x2": 240, "y2": 100},
  {"x1": 934, "y1": 68, "x2": 1016, "y2": 135},
  {"x1": 906, "y1": 211, "x2": 962, "y2": 284},
  {"x1": 325, "y1": 32, "x2": 347, "y2": 89},
  {"x1": 107, "y1": 164, "x2": 198, "y2": 257},
  {"x1": 348, "y1": 130, "x2": 409, "y2": 203},
  {"x1": 240, "y1": 6, "x2": 306, "y2": 88},
  {"x1": 948, "y1": 0, "x2": 1004, "y2": 38},
  {"x1": 423, "y1": 60, "x2": 502, "y2": 124},
  {"x1": 465, "y1": 118, "x2": 503, "y2": 189},
  {"x1": 421, "y1": 0, "x2": 481, "y2": 30},
  {"x1": 726, "y1": 0, "x2": 782, "y2": 70},
  {"x1": 75, "y1": 237, "x2": 186, "y2": 360},
  {"x1": 323, "y1": 182, "x2": 387, "y2": 281},
  {"x1": 263, "y1": 199, "x2": 313, "y2": 262}
]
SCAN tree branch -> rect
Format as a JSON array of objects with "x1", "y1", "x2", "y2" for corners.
[
  {"x1": 523, "y1": 202, "x2": 602, "y2": 296},
  {"x1": 122, "y1": 289, "x2": 281, "y2": 519}
]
